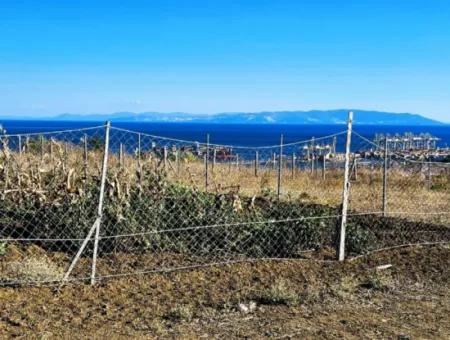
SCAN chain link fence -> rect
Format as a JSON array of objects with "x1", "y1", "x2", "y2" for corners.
[{"x1": 0, "y1": 120, "x2": 449, "y2": 286}]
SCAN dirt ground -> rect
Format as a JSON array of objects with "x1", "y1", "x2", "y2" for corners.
[{"x1": 1, "y1": 244, "x2": 449, "y2": 339}]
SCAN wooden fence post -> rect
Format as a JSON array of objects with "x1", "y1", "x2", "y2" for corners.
[{"x1": 336, "y1": 111, "x2": 353, "y2": 261}]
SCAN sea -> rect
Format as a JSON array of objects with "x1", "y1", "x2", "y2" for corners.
[{"x1": 0, "y1": 120, "x2": 449, "y2": 150}]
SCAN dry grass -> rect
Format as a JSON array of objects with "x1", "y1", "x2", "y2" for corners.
[
  {"x1": 1, "y1": 255, "x2": 63, "y2": 283},
  {"x1": 0, "y1": 139, "x2": 448, "y2": 225},
  {"x1": 170, "y1": 159, "x2": 450, "y2": 224}
]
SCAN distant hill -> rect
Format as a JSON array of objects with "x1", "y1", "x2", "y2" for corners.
[{"x1": 2, "y1": 110, "x2": 444, "y2": 125}]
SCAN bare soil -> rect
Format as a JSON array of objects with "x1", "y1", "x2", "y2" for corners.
[{"x1": 1, "y1": 244, "x2": 449, "y2": 339}]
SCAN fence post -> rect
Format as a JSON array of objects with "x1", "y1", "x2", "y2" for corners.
[
  {"x1": 277, "y1": 134, "x2": 283, "y2": 198},
  {"x1": 322, "y1": 155, "x2": 326, "y2": 180},
  {"x1": 91, "y1": 121, "x2": 111, "y2": 285},
  {"x1": 176, "y1": 147, "x2": 180, "y2": 175},
  {"x1": 83, "y1": 134, "x2": 88, "y2": 179},
  {"x1": 427, "y1": 160, "x2": 432, "y2": 189},
  {"x1": 310, "y1": 137, "x2": 315, "y2": 175},
  {"x1": 163, "y1": 146, "x2": 168, "y2": 171},
  {"x1": 40, "y1": 135, "x2": 44, "y2": 161},
  {"x1": 254, "y1": 151, "x2": 259, "y2": 177},
  {"x1": 291, "y1": 153, "x2": 295, "y2": 179},
  {"x1": 212, "y1": 148, "x2": 216, "y2": 173},
  {"x1": 336, "y1": 111, "x2": 353, "y2": 261},
  {"x1": 382, "y1": 137, "x2": 389, "y2": 216},
  {"x1": 137, "y1": 133, "x2": 142, "y2": 168},
  {"x1": 18, "y1": 135, "x2": 22, "y2": 160},
  {"x1": 137, "y1": 133, "x2": 142, "y2": 185},
  {"x1": 60, "y1": 122, "x2": 110, "y2": 287},
  {"x1": 205, "y1": 134, "x2": 209, "y2": 191}
]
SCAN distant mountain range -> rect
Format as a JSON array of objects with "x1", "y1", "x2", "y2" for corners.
[{"x1": 1, "y1": 110, "x2": 445, "y2": 125}]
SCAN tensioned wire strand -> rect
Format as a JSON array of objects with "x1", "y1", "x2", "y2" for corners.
[
  {"x1": 1, "y1": 124, "x2": 107, "y2": 138},
  {"x1": 109, "y1": 125, "x2": 347, "y2": 150}
]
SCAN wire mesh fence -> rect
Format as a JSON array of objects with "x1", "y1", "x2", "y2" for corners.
[{"x1": 0, "y1": 119, "x2": 449, "y2": 286}]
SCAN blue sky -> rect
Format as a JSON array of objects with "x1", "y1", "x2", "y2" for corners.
[{"x1": 0, "y1": 0, "x2": 449, "y2": 121}]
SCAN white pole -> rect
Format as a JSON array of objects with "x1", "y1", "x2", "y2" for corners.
[
  {"x1": 337, "y1": 111, "x2": 353, "y2": 261},
  {"x1": 277, "y1": 134, "x2": 283, "y2": 198},
  {"x1": 205, "y1": 134, "x2": 209, "y2": 191},
  {"x1": 91, "y1": 121, "x2": 111, "y2": 285},
  {"x1": 382, "y1": 137, "x2": 389, "y2": 216}
]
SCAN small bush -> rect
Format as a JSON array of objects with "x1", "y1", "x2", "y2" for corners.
[
  {"x1": 2, "y1": 256, "x2": 63, "y2": 284},
  {"x1": 165, "y1": 305, "x2": 194, "y2": 322},
  {"x1": 359, "y1": 271, "x2": 394, "y2": 291},
  {"x1": 258, "y1": 278, "x2": 299, "y2": 306},
  {"x1": 345, "y1": 223, "x2": 377, "y2": 254},
  {"x1": 0, "y1": 242, "x2": 6, "y2": 256}
]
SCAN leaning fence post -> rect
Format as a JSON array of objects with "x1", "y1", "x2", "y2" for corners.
[
  {"x1": 336, "y1": 111, "x2": 353, "y2": 261},
  {"x1": 277, "y1": 134, "x2": 283, "y2": 198},
  {"x1": 382, "y1": 137, "x2": 389, "y2": 216},
  {"x1": 60, "y1": 122, "x2": 110, "y2": 288},
  {"x1": 91, "y1": 121, "x2": 111, "y2": 285},
  {"x1": 205, "y1": 134, "x2": 209, "y2": 191}
]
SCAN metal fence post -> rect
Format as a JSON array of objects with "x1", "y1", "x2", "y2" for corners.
[
  {"x1": 137, "y1": 133, "x2": 142, "y2": 185},
  {"x1": 336, "y1": 111, "x2": 353, "y2": 261},
  {"x1": 18, "y1": 135, "x2": 22, "y2": 160},
  {"x1": 382, "y1": 137, "x2": 389, "y2": 216},
  {"x1": 277, "y1": 134, "x2": 283, "y2": 198},
  {"x1": 205, "y1": 134, "x2": 209, "y2": 191},
  {"x1": 91, "y1": 121, "x2": 111, "y2": 285},
  {"x1": 322, "y1": 155, "x2": 326, "y2": 180},
  {"x1": 60, "y1": 122, "x2": 111, "y2": 287},
  {"x1": 291, "y1": 152, "x2": 295, "y2": 179},
  {"x1": 310, "y1": 137, "x2": 315, "y2": 175},
  {"x1": 212, "y1": 148, "x2": 217, "y2": 173},
  {"x1": 40, "y1": 135, "x2": 44, "y2": 161},
  {"x1": 163, "y1": 146, "x2": 168, "y2": 171},
  {"x1": 176, "y1": 147, "x2": 180, "y2": 175},
  {"x1": 83, "y1": 134, "x2": 88, "y2": 179},
  {"x1": 255, "y1": 150, "x2": 259, "y2": 177},
  {"x1": 137, "y1": 133, "x2": 142, "y2": 168}
]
